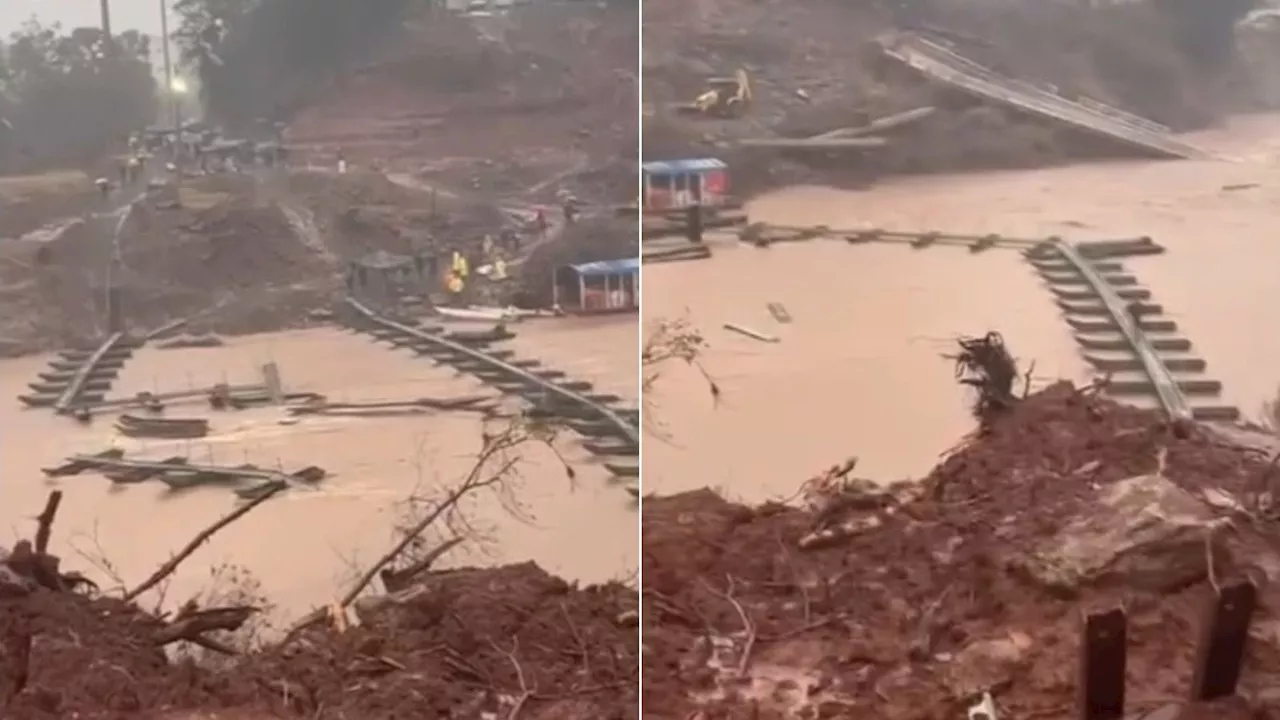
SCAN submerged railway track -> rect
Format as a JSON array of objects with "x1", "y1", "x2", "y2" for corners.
[
  {"x1": 740, "y1": 223, "x2": 1239, "y2": 423},
  {"x1": 20, "y1": 333, "x2": 140, "y2": 414},
  {"x1": 339, "y1": 297, "x2": 640, "y2": 486}
]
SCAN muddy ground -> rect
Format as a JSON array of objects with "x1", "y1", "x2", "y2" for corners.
[
  {"x1": 0, "y1": 0, "x2": 638, "y2": 356},
  {"x1": 0, "y1": 170, "x2": 531, "y2": 355},
  {"x1": 288, "y1": 2, "x2": 637, "y2": 206},
  {"x1": 642, "y1": 381, "x2": 1280, "y2": 718},
  {"x1": 0, "y1": 537, "x2": 638, "y2": 719},
  {"x1": 642, "y1": 0, "x2": 1268, "y2": 192}
]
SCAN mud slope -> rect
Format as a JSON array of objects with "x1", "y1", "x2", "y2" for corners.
[
  {"x1": 288, "y1": 3, "x2": 637, "y2": 202},
  {"x1": 0, "y1": 545, "x2": 638, "y2": 719},
  {"x1": 643, "y1": 382, "x2": 1280, "y2": 718}
]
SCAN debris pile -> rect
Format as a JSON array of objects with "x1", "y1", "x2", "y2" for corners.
[
  {"x1": 642, "y1": 381, "x2": 1280, "y2": 718},
  {"x1": 0, "y1": 497, "x2": 638, "y2": 719},
  {"x1": 642, "y1": 0, "x2": 1256, "y2": 191}
]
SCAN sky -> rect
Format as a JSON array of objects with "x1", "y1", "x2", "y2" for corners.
[{"x1": 1, "y1": 0, "x2": 168, "y2": 36}]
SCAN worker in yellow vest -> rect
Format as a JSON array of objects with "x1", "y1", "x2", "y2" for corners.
[
  {"x1": 451, "y1": 250, "x2": 470, "y2": 279},
  {"x1": 445, "y1": 271, "x2": 464, "y2": 300}
]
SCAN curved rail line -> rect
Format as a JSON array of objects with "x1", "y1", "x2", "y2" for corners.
[
  {"x1": 343, "y1": 297, "x2": 640, "y2": 480},
  {"x1": 53, "y1": 332, "x2": 129, "y2": 414},
  {"x1": 1035, "y1": 242, "x2": 1192, "y2": 422},
  {"x1": 20, "y1": 333, "x2": 140, "y2": 413}
]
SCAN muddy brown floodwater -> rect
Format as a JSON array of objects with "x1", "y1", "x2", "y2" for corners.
[
  {"x1": 0, "y1": 316, "x2": 637, "y2": 621},
  {"x1": 645, "y1": 113, "x2": 1280, "y2": 499}
]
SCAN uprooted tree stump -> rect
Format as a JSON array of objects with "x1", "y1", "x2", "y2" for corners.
[{"x1": 948, "y1": 331, "x2": 1021, "y2": 424}]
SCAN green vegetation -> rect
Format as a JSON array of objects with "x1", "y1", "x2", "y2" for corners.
[{"x1": 0, "y1": 22, "x2": 156, "y2": 174}]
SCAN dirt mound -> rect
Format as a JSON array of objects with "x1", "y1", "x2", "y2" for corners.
[
  {"x1": 642, "y1": 381, "x2": 1280, "y2": 718},
  {"x1": 0, "y1": 169, "x2": 551, "y2": 355},
  {"x1": 0, "y1": 548, "x2": 637, "y2": 719},
  {"x1": 642, "y1": 0, "x2": 1239, "y2": 193},
  {"x1": 288, "y1": 3, "x2": 637, "y2": 203}
]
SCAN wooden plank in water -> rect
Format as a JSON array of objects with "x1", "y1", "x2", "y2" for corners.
[
  {"x1": 724, "y1": 323, "x2": 779, "y2": 343},
  {"x1": 767, "y1": 302, "x2": 792, "y2": 324}
]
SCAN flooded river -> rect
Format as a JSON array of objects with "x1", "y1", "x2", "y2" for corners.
[
  {"x1": 0, "y1": 316, "x2": 637, "y2": 619},
  {"x1": 644, "y1": 113, "x2": 1280, "y2": 499}
]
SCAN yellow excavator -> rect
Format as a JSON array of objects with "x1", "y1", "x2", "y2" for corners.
[{"x1": 677, "y1": 69, "x2": 752, "y2": 119}]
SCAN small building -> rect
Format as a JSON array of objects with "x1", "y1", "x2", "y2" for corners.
[
  {"x1": 553, "y1": 257, "x2": 639, "y2": 314},
  {"x1": 640, "y1": 158, "x2": 730, "y2": 213},
  {"x1": 347, "y1": 250, "x2": 433, "y2": 308}
]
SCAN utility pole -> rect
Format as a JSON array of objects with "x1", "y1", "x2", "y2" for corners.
[
  {"x1": 100, "y1": 0, "x2": 112, "y2": 36},
  {"x1": 159, "y1": 0, "x2": 179, "y2": 131}
]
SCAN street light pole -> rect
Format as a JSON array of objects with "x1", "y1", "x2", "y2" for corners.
[
  {"x1": 101, "y1": 0, "x2": 112, "y2": 36},
  {"x1": 159, "y1": 0, "x2": 178, "y2": 131}
]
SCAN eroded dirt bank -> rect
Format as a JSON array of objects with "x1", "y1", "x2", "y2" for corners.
[
  {"x1": 0, "y1": 548, "x2": 638, "y2": 719},
  {"x1": 642, "y1": 382, "x2": 1280, "y2": 718}
]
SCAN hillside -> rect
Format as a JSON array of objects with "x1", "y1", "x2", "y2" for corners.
[{"x1": 286, "y1": 3, "x2": 638, "y2": 204}]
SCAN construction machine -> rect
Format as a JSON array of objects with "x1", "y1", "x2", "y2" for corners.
[{"x1": 676, "y1": 69, "x2": 752, "y2": 118}]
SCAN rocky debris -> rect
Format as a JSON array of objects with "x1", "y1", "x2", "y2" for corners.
[
  {"x1": 1011, "y1": 472, "x2": 1223, "y2": 595},
  {"x1": 642, "y1": 381, "x2": 1280, "y2": 718}
]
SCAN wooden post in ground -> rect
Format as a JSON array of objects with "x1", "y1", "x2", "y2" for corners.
[{"x1": 262, "y1": 362, "x2": 283, "y2": 405}]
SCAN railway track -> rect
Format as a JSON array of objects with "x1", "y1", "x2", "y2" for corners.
[
  {"x1": 728, "y1": 222, "x2": 1237, "y2": 422},
  {"x1": 1028, "y1": 239, "x2": 1238, "y2": 422},
  {"x1": 339, "y1": 297, "x2": 640, "y2": 484},
  {"x1": 20, "y1": 332, "x2": 141, "y2": 414}
]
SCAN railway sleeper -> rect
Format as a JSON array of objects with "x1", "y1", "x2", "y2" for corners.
[
  {"x1": 1040, "y1": 272, "x2": 1139, "y2": 287},
  {"x1": 581, "y1": 439, "x2": 639, "y2": 456},
  {"x1": 557, "y1": 380, "x2": 594, "y2": 392},
  {"x1": 604, "y1": 461, "x2": 639, "y2": 478},
  {"x1": 1075, "y1": 237, "x2": 1164, "y2": 258},
  {"x1": 60, "y1": 337, "x2": 144, "y2": 356},
  {"x1": 586, "y1": 393, "x2": 624, "y2": 405},
  {"x1": 1059, "y1": 301, "x2": 1164, "y2": 317},
  {"x1": 1067, "y1": 317, "x2": 1177, "y2": 333},
  {"x1": 446, "y1": 329, "x2": 514, "y2": 344},
  {"x1": 20, "y1": 391, "x2": 106, "y2": 408},
  {"x1": 1105, "y1": 378, "x2": 1222, "y2": 396},
  {"x1": 29, "y1": 378, "x2": 113, "y2": 394},
  {"x1": 39, "y1": 368, "x2": 120, "y2": 383},
  {"x1": 59, "y1": 347, "x2": 134, "y2": 362},
  {"x1": 1083, "y1": 354, "x2": 1207, "y2": 374},
  {"x1": 1030, "y1": 259, "x2": 1125, "y2": 274},
  {"x1": 1075, "y1": 334, "x2": 1191, "y2": 352},
  {"x1": 1051, "y1": 286, "x2": 1151, "y2": 302},
  {"x1": 567, "y1": 419, "x2": 632, "y2": 438},
  {"x1": 1191, "y1": 406, "x2": 1242, "y2": 422},
  {"x1": 48, "y1": 357, "x2": 128, "y2": 372}
]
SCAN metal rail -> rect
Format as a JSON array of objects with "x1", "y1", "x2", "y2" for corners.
[
  {"x1": 345, "y1": 297, "x2": 639, "y2": 446},
  {"x1": 1046, "y1": 242, "x2": 1192, "y2": 421},
  {"x1": 54, "y1": 332, "x2": 127, "y2": 414},
  {"x1": 881, "y1": 34, "x2": 1209, "y2": 161}
]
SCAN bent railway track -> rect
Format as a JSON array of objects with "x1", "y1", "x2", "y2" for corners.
[
  {"x1": 730, "y1": 222, "x2": 1238, "y2": 423},
  {"x1": 20, "y1": 333, "x2": 141, "y2": 414},
  {"x1": 340, "y1": 297, "x2": 640, "y2": 484},
  {"x1": 1026, "y1": 238, "x2": 1238, "y2": 423}
]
